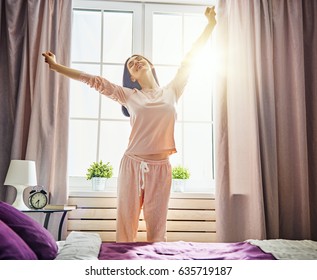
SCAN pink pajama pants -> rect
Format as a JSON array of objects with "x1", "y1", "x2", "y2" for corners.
[{"x1": 116, "y1": 154, "x2": 172, "y2": 242}]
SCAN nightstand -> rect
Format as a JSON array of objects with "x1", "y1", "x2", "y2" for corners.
[{"x1": 22, "y1": 205, "x2": 76, "y2": 240}]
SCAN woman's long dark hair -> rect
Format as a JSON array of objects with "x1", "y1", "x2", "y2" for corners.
[{"x1": 121, "y1": 55, "x2": 159, "y2": 117}]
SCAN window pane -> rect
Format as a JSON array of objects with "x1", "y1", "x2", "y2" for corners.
[
  {"x1": 103, "y1": 11, "x2": 133, "y2": 63},
  {"x1": 184, "y1": 14, "x2": 206, "y2": 53},
  {"x1": 70, "y1": 64, "x2": 100, "y2": 119},
  {"x1": 183, "y1": 123, "x2": 213, "y2": 179},
  {"x1": 170, "y1": 122, "x2": 183, "y2": 167},
  {"x1": 101, "y1": 65, "x2": 126, "y2": 119},
  {"x1": 183, "y1": 14, "x2": 213, "y2": 122},
  {"x1": 154, "y1": 65, "x2": 177, "y2": 87},
  {"x1": 152, "y1": 13, "x2": 182, "y2": 65},
  {"x1": 72, "y1": 10, "x2": 101, "y2": 62},
  {"x1": 68, "y1": 120, "x2": 98, "y2": 176},
  {"x1": 69, "y1": 3, "x2": 215, "y2": 194},
  {"x1": 183, "y1": 71, "x2": 212, "y2": 122},
  {"x1": 99, "y1": 121, "x2": 131, "y2": 177}
]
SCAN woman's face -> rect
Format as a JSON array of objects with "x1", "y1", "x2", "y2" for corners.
[{"x1": 127, "y1": 55, "x2": 152, "y2": 81}]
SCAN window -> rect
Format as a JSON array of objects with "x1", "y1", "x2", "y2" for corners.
[{"x1": 69, "y1": 1, "x2": 215, "y2": 193}]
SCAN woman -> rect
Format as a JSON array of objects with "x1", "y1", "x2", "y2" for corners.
[{"x1": 43, "y1": 6, "x2": 216, "y2": 242}]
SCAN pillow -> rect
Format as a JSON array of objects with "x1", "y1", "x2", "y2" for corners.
[
  {"x1": 0, "y1": 201, "x2": 58, "y2": 260},
  {"x1": 0, "y1": 219, "x2": 38, "y2": 260},
  {"x1": 55, "y1": 231, "x2": 102, "y2": 260}
]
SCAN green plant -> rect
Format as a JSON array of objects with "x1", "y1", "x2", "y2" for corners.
[
  {"x1": 86, "y1": 160, "x2": 113, "y2": 180},
  {"x1": 172, "y1": 165, "x2": 190, "y2": 180}
]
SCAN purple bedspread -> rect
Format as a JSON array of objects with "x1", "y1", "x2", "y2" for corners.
[{"x1": 98, "y1": 241, "x2": 275, "y2": 260}]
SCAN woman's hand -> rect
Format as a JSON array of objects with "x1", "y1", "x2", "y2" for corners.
[
  {"x1": 205, "y1": 6, "x2": 216, "y2": 26},
  {"x1": 42, "y1": 51, "x2": 57, "y2": 69},
  {"x1": 41, "y1": 51, "x2": 82, "y2": 79}
]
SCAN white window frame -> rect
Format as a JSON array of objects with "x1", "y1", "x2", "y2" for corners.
[
  {"x1": 69, "y1": 0, "x2": 215, "y2": 194},
  {"x1": 144, "y1": 4, "x2": 207, "y2": 60},
  {"x1": 69, "y1": 0, "x2": 142, "y2": 192},
  {"x1": 143, "y1": 3, "x2": 215, "y2": 194},
  {"x1": 73, "y1": 0, "x2": 143, "y2": 53}
]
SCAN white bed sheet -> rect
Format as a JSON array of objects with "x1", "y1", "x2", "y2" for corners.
[{"x1": 248, "y1": 239, "x2": 317, "y2": 260}]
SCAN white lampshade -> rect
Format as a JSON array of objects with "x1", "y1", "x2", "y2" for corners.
[{"x1": 4, "y1": 160, "x2": 38, "y2": 210}]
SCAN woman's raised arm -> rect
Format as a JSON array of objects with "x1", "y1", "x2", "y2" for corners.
[
  {"x1": 42, "y1": 51, "x2": 82, "y2": 80},
  {"x1": 42, "y1": 51, "x2": 131, "y2": 105}
]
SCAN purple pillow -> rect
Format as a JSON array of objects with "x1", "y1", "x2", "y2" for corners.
[
  {"x1": 0, "y1": 219, "x2": 38, "y2": 260},
  {"x1": 0, "y1": 201, "x2": 58, "y2": 260}
]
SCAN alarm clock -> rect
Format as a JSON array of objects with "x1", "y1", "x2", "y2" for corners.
[{"x1": 28, "y1": 186, "x2": 48, "y2": 209}]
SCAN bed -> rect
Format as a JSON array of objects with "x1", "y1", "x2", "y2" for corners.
[
  {"x1": 1, "y1": 201, "x2": 317, "y2": 260},
  {"x1": 55, "y1": 231, "x2": 317, "y2": 260}
]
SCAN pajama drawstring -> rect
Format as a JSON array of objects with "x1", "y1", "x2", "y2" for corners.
[{"x1": 139, "y1": 161, "x2": 149, "y2": 196}]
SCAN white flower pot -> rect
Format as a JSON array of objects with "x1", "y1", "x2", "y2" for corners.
[
  {"x1": 91, "y1": 177, "x2": 107, "y2": 191},
  {"x1": 172, "y1": 179, "x2": 186, "y2": 192}
]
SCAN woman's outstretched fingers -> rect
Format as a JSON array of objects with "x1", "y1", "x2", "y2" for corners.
[
  {"x1": 205, "y1": 6, "x2": 216, "y2": 25},
  {"x1": 42, "y1": 51, "x2": 56, "y2": 68}
]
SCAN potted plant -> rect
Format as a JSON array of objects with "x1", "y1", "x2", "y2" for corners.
[
  {"x1": 172, "y1": 165, "x2": 190, "y2": 192},
  {"x1": 86, "y1": 160, "x2": 113, "y2": 191}
]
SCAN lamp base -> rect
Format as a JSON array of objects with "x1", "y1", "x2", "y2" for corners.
[{"x1": 12, "y1": 185, "x2": 30, "y2": 210}]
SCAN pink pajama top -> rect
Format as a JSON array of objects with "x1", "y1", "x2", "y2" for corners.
[{"x1": 78, "y1": 62, "x2": 191, "y2": 157}]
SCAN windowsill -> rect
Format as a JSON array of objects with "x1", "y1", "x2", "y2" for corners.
[
  {"x1": 69, "y1": 177, "x2": 215, "y2": 198},
  {"x1": 68, "y1": 189, "x2": 214, "y2": 199}
]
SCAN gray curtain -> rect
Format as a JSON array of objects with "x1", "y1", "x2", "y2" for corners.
[
  {"x1": 0, "y1": 0, "x2": 71, "y2": 239},
  {"x1": 214, "y1": 0, "x2": 317, "y2": 242}
]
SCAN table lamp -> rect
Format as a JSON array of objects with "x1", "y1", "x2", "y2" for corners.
[{"x1": 4, "y1": 160, "x2": 37, "y2": 210}]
